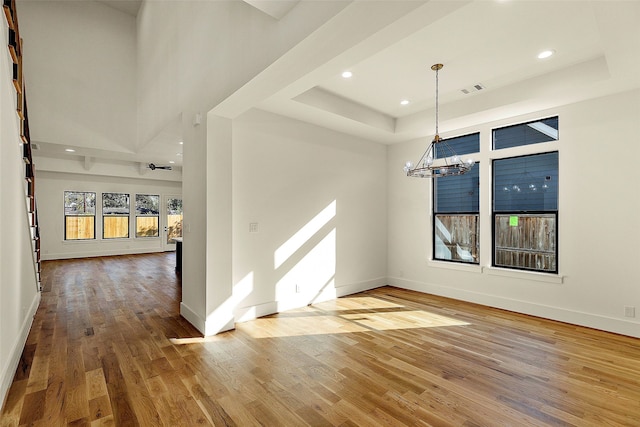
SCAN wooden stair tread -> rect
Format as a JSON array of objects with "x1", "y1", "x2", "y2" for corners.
[{"x1": 3, "y1": 4, "x2": 13, "y2": 29}]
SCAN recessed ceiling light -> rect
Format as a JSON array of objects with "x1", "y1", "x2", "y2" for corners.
[
  {"x1": 537, "y1": 49, "x2": 555, "y2": 59},
  {"x1": 65, "y1": 148, "x2": 75, "y2": 152},
  {"x1": 178, "y1": 141, "x2": 183, "y2": 145},
  {"x1": 400, "y1": 99, "x2": 410, "y2": 106},
  {"x1": 341, "y1": 71, "x2": 353, "y2": 79},
  {"x1": 169, "y1": 160, "x2": 175, "y2": 164},
  {"x1": 176, "y1": 153, "x2": 182, "y2": 156}
]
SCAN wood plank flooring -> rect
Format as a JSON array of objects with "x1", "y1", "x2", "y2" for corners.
[{"x1": 2, "y1": 253, "x2": 640, "y2": 426}]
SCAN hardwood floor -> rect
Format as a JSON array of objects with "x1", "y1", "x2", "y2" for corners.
[{"x1": 2, "y1": 253, "x2": 639, "y2": 426}]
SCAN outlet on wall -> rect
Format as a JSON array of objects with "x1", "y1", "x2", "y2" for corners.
[
  {"x1": 624, "y1": 306, "x2": 636, "y2": 318},
  {"x1": 295, "y1": 284, "x2": 300, "y2": 293}
]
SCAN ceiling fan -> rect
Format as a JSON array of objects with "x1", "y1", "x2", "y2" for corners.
[{"x1": 147, "y1": 163, "x2": 172, "y2": 171}]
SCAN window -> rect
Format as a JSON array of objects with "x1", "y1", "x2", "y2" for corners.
[
  {"x1": 166, "y1": 197, "x2": 183, "y2": 244},
  {"x1": 493, "y1": 117, "x2": 558, "y2": 150},
  {"x1": 135, "y1": 194, "x2": 160, "y2": 237},
  {"x1": 103, "y1": 193, "x2": 130, "y2": 239},
  {"x1": 64, "y1": 191, "x2": 96, "y2": 240},
  {"x1": 492, "y1": 116, "x2": 559, "y2": 273},
  {"x1": 434, "y1": 132, "x2": 480, "y2": 159},
  {"x1": 492, "y1": 152, "x2": 558, "y2": 272},
  {"x1": 433, "y1": 133, "x2": 480, "y2": 264}
]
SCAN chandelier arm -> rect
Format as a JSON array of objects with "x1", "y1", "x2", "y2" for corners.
[{"x1": 414, "y1": 144, "x2": 435, "y2": 166}]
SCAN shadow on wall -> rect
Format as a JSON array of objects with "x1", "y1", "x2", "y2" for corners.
[
  {"x1": 229, "y1": 200, "x2": 338, "y2": 325},
  {"x1": 274, "y1": 200, "x2": 337, "y2": 312}
]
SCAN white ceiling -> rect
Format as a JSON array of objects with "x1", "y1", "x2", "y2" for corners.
[
  {"x1": 36, "y1": 0, "x2": 640, "y2": 168},
  {"x1": 320, "y1": 1, "x2": 605, "y2": 118},
  {"x1": 232, "y1": 0, "x2": 640, "y2": 145}
]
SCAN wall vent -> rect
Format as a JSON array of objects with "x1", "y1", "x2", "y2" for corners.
[{"x1": 461, "y1": 83, "x2": 485, "y2": 94}]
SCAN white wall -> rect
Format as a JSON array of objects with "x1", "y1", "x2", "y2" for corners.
[
  {"x1": 388, "y1": 89, "x2": 640, "y2": 338},
  {"x1": 36, "y1": 171, "x2": 181, "y2": 260},
  {"x1": 10, "y1": 1, "x2": 638, "y2": 353},
  {"x1": 232, "y1": 109, "x2": 388, "y2": 320},
  {"x1": 136, "y1": 0, "x2": 348, "y2": 144},
  {"x1": 0, "y1": 16, "x2": 40, "y2": 409},
  {"x1": 18, "y1": 1, "x2": 136, "y2": 152},
  {"x1": 136, "y1": 0, "x2": 350, "y2": 335}
]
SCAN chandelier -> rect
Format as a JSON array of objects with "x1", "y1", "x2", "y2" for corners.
[{"x1": 404, "y1": 64, "x2": 474, "y2": 178}]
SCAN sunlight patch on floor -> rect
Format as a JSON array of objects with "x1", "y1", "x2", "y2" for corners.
[
  {"x1": 169, "y1": 335, "x2": 228, "y2": 344},
  {"x1": 340, "y1": 310, "x2": 470, "y2": 330},
  {"x1": 313, "y1": 296, "x2": 405, "y2": 311},
  {"x1": 239, "y1": 296, "x2": 469, "y2": 338},
  {"x1": 238, "y1": 313, "x2": 368, "y2": 338}
]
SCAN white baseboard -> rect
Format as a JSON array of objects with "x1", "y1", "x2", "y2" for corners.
[
  {"x1": 388, "y1": 277, "x2": 640, "y2": 339},
  {"x1": 335, "y1": 276, "x2": 387, "y2": 297},
  {"x1": 180, "y1": 301, "x2": 235, "y2": 336},
  {"x1": 42, "y1": 247, "x2": 167, "y2": 261},
  {"x1": 234, "y1": 277, "x2": 388, "y2": 324},
  {"x1": 180, "y1": 301, "x2": 205, "y2": 335},
  {"x1": 235, "y1": 301, "x2": 278, "y2": 323},
  {"x1": 0, "y1": 291, "x2": 40, "y2": 411}
]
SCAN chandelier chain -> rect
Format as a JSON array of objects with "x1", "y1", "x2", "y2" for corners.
[{"x1": 435, "y1": 65, "x2": 439, "y2": 137}]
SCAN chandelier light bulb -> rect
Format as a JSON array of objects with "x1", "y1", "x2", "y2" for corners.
[
  {"x1": 451, "y1": 155, "x2": 459, "y2": 164},
  {"x1": 404, "y1": 161, "x2": 413, "y2": 173},
  {"x1": 425, "y1": 156, "x2": 433, "y2": 166}
]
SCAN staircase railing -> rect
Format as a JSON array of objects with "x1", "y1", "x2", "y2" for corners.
[{"x1": 4, "y1": 0, "x2": 41, "y2": 289}]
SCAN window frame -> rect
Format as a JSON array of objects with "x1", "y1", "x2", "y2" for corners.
[
  {"x1": 135, "y1": 194, "x2": 160, "y2": 238},
  {"x1": 102, "y1": 192, "x2": 130, "y2": 239},
  {"x1": 492, "y1": 116, "x2": 559, "y2": 151},
  {"x1": 434, "y1": 132, "x2": 481, "y2": 159},
  {"x1": 165, "y1": 196, "x2": 183, "y2": 245},
  {"x1": 64, "y1": 191, "x2": 96, "y2": 241},
  {"x1": 490, "y1": 116, "x2": 559, "y2": 274},
  {"x1": 433, "y1": 213, "x2": 480, "y2": 265},
  {"x1": 431, "y1": 132, "x2": 480, "y2": 265},
  {"x1": 492, "y1": 211, "x2": 558, "y2": 274}
]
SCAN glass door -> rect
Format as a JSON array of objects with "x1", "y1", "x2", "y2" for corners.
[{"x1": 162, "y1": 195, "x2": 183, "y2": 251}]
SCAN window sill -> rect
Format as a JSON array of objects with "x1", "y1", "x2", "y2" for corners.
[
  {"x1": 485, "y1": 266, "x2": 564, "y2": 284},
  {"x1": 62, "y1": 238, "x2": 160, "y2": 244},
  {"x1": 425, "y1": 261, "x2": 564, "y2": 284},
  {"x1": 427, "y1": 260, "x2": 483, "y2": 274}
]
